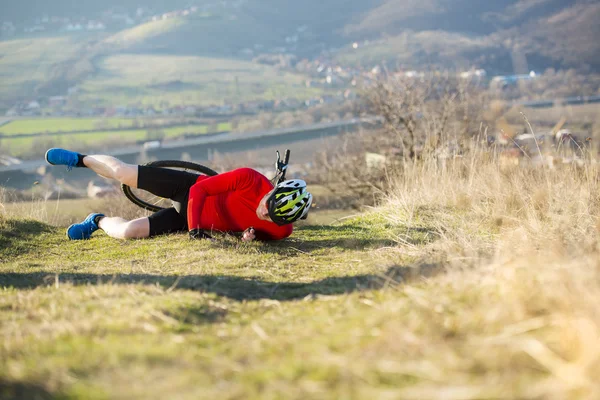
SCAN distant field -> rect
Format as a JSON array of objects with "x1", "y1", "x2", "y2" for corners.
[
  {"x1": 0, "y1": 118, "x2": 136, "y2": 135},
  {"x1": 0, "y1": 118, "x2": 231, "y2": 136},
  {"x1": 1, "y1": 124, "x2": 219, "y2": 158},
  {"x1": 76, "y1": 54, "x2": 324, "y2": 107}
]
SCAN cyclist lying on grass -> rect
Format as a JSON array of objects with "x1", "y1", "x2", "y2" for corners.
[{"x1": 44, "y1": 148, "x2": 313, "y2": 242}]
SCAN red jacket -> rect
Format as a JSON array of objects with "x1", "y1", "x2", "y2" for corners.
[{"x1": 187, "y1": 168, "x2": 293, "y2": 241}]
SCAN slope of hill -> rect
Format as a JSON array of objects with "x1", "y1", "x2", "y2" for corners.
[
  {"x1": 517, "y1": 2, "x2": 600, "y2": 68},
  {"x1": 0, "y1": 19, "x2": 323, "y2": 109},
  {"x1": 343, "y1": 0, "x2": 579, "y2": 36},
  {"x1": 77, "y1": 53, "x2": 322, "y2": 107},
  {"x1": 344, "y1": 0, "x2": 513, "y2": 36},
  {"x1": 335, "y1": 30, "x2": 513, "y2": 72},
  {"x1": 1, "y1": 0, "x2": 598, "y2": 110},
  {"x1": 102, "y1": 17, "x2": 186, "y2": 49},
  {"x1": 1, "y1": 151, "x2": 599, "y2": 399},
  {"x1": 99, "y1": 13, "x2": 282, "y2": 56},
  {"x1": 338, "y1": 0, "x2": 600, "y2": 72},
  {"x1": 0, "y1": 34, "x2": 97, "y2": 105}
]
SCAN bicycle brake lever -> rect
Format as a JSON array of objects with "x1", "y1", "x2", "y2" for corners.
[{"x1": 275, "y1": 151, "x2": 287, "y2": 171}]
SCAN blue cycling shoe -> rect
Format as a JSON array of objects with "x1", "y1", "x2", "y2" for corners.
[
  {"x1": 45, "y1": 148, "x2": 81, "y2": 170},
  {"x1": 67, "y1": 213, "x2": 105, "y2": 240}
]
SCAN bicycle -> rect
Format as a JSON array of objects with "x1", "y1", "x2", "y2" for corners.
[{"x1": 121, "y1": 149, "x2": 292, "y2": 212}]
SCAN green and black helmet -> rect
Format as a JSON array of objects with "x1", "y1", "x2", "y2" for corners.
[{"x1": 267, "y1": 179, "x2": 313, "y2": 226}]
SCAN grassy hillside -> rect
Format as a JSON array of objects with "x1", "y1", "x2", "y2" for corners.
[
  {"x1": 1, "y1": 150, "x2": 599, "y2": 398},
  {"x1": 336, "y1": 30, "x2": 510, "y2": 71},
  {"x1": 0, "y1": 11, "x2": 321, "y2": 109},
  {"x1": 341, "y1": 0, "x2": 599, "y2": 71},
  {"x1": 75, "y1": 54, "x2": 322, "y2": 108},
  {"x1": 518, "y1": 2, "x2": 600, "y2": 68},
  {"x1": 343, "y1": 0, "x2": 570, "y2": 36},
  {"x1": 102, "y1": 17, "x2": 186, "y2": 50},
  {"x1": 0, "y1": 37, "x2": 323, "y2": 111},
  {"x1": 98, "y1": 13, "x2": 281, "y2": 56},
  {"x1": 0, "y1": 35, "x2": 94, "y2": 106}
]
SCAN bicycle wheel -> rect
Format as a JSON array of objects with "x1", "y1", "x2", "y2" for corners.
[{"x1": 122, "y1": 160, "x2": 218, "y2": 212}]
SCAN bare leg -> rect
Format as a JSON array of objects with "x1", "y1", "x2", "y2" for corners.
[
  {"x1": 98, "y1": 216, "x2": 150, "y2": 239},
  {"x1": 83, "y1": 155, "x2": 139, "y2": 188}
]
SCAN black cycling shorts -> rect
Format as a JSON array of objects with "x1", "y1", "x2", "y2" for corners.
[{"x1": 137, "y1": 165, "x2": 200, "y2": 237}]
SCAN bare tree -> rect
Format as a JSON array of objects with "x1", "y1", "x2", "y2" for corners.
[
  {"x1": 311, "y1": 73, "x2": 488, "y2": 209},
  {"x1": 366, "y1": 73, "x2": 487, "y2": 159}
]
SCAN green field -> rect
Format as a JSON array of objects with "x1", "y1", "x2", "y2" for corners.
[
  {"x1": 1, "y1": 124, "x2": 226, "y2": 158},
  {"x1": 0, "y1": 211, "x2": 408, "y2": 399},
  {"x1": 1, "y1": 118, "x2": 231, "y2": 136},
  {"x1": 76, "y1": 54, "x2": 324, "y2": 108},
  {"x1": 0, "y1": 118, "x2": 137, "y2": 135}
]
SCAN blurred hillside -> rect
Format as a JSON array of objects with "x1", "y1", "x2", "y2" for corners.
[
  {"x1": 1, "y1": 0, "x2": 599, "y2": 113},
  {"x1": 2, "y1": 0, "x2": 598, "y2": 70},
  {"x1": 2, "y1": 0, "x2": 598, "y2": 67},
  {"x1": 342, "y1": 0, "x2": 600, "y2": 71}
]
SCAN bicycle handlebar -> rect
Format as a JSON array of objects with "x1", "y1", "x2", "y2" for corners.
[{"x1": 274, "y1": 149, "x2": 291, "y2": 184}]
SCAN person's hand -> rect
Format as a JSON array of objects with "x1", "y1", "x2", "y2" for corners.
[
  {"x1": 242, "y1": 227, "x2": 256, "y2": 242},
  {"x1": 189, "y1": 229, "x2": 213, "y2": 240}
]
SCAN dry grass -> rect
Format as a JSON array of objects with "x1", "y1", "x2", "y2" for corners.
[
  {"x1": 380, "y1": 150, "x2": 599, "y2": 256},
  {"x1": 362, "y1": 151, "x2": 600, "y2": 398},
  {"x1": 2, "y1": 143, "x2": 600, "y2": 398}
]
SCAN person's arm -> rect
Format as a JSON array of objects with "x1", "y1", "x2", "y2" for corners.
[{"x1": 187, "y1": 168, "x2": 255, "y2": 234}]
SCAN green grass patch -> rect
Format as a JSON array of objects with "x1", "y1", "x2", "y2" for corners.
[
  {"x1": 1, "y1": 188, "x2": 595, "y2": 398},
  {"x1": 217, "y1": 122, "x2": 232, "y2": 131},
  {"x1": 2, "y1": 130, "x2": 147, "y2": 157},
  {"x1": 0, "y1": 214, "x2": 413, "y2": 400},
  {"x1": 1, "y1": 124, "x2": 214, "y2": 158},
  {"x1": 0, "y1": 118, "x2": 137, "y2": 135}
]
